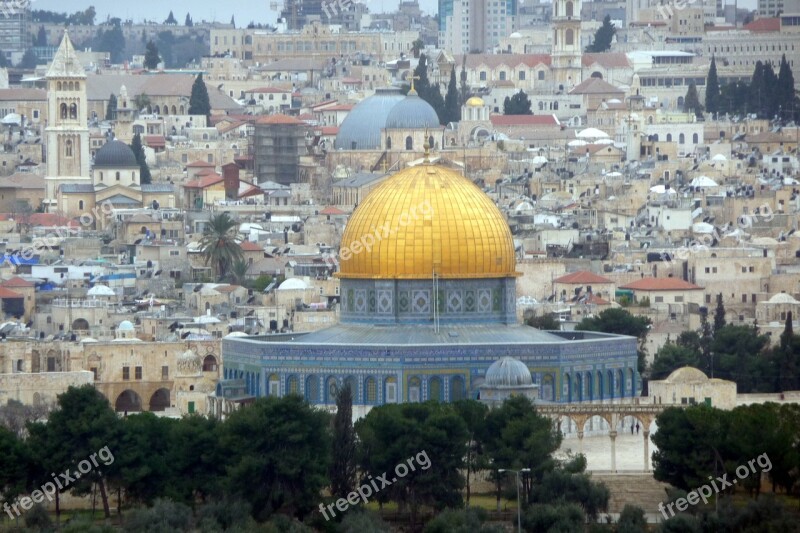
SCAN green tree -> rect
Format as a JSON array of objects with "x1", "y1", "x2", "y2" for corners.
[
  {"x1": 221, "y1": 396, "x2": 331, "y2": 521},
  {"x1": 123, "y1": 498, "x2": 191, "y2": 532},
  {"x1": 189, "y1": 73, "x2": 211, "y2": 118},
  {"x1": 330, "y1": 383, "x2": 357, "y2": 501},
  {"x1": 453, "y1": 400, "x2": 488, "y2": 506},
  {"x1": 18, "y1": 49, "x2": 39, "y2": 69},
  {"x1": 684, "y1": 82, "x2": 703, "y2": 119},
  {"x1": 185, "y1": 13, "x2": 193, "y2": 27},
  {"x1": 144, "y1": 40, "x2": 160, "y2": 69},
  {"x1": 339, "y1": 509, "x2": 392, "y2": 533},
  {"x1": 34, "y1": 386, "x2": 121, "y2": 518},
  {"x1": 522, "y1": 503, "x2": 585, "y2": 532},
  {"x1": 164, "y1": 10, "x2": 178, "y2": 25},
  {"x1": 356, "y1": 402, "x2": 468, "y2": 528},
  {"x1": 711, "y1": 325, "x2": 771, "y2": 391},
  {"x1": 36, "y1": 26, "x2": 48, "y2": 47},
  {"x1": 650, "y1": 343, "x2": 702, "y2": 380},
  {"x1": 129, "y1": 133, "x2": 152, "y2": 185},
  {"x1": 96, "y1": 20, "x2": 126, "y2": 64},
  {"x1": 530, "y1": 455, "x2": 609, "y2": 520},
  {"x1": 713, "y1": 293, "x2": 726, "y2": 333},
  {"x1": 657, "y1": 513, "x2": 702, "y2": 533},
  {"x1": 411, "y1": 54, "x2": 446, "y2": 124},
  {"x1": 777, "y1": 54, "x2": 797, "y2": 121},
  {"x1": 411, "y1": 38, "x2": 424, "y2": 58},
  {"x1": 525, "y1": 313, "x2": 560, "y2": 330},
  {"x1": 424, "y1": 507, "x2": 505, "y2": 533},
  {"x1": 706, "y1": 56, "x2": 720, "y2": 116},
  {"x1": 105, "y1": 93, "x2": 117, "y2": 121},
  {"x1": 163, "y1": 415, "x2": 224, "y2": 507},
  {"x1": 459, "y1": 55, "x2": 470, "y2": 105},
  {"x1": 503, "y1": 90, "x2": 532, "y2": 115},
  {"x1": 200, "y1": 212, "x2": 243, "y2": 280},
  {"x1": 576, "y1": 308, "x2": 651, "y2": 373},
  {"x1": 0, "y1": 426, "x2": 29, "y2": 503},
  {"x1": 585, "y1": 15, "x2": 616, "y2": 53},
  {"x1": 444, "y1": 68, "x2": 461, "y2": 124},
  {"x1": 227, "y1": 258, "x2": 249, "y2": 286},
  {"x1": 133, "y1": 92, "x2": 151, "y2": 113},
  {"x1": 617, "y1": 504, "x2": 647, "y2": 533}
]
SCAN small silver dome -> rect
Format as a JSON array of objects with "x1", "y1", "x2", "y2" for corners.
[
  {"x1": 94, "y1": 140, "x2": 138, "y2": 168},
  {"x1": 485, "y1": 357, "x2": 533, "y2": 387},
  {"x1": 334, "y1": 87, "x2": 405, "y2": 150},
  {"x1": 385, "y1": 93, "x2": 440, "y2": 129}
]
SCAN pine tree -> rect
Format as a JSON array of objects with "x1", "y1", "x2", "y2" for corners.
[
  {"x1": 130, "y1": 133, "x2": 152, "y2": 185},
  {"x1": 329, "y1": 384, "x2": 356, "y2": 500},
  {"x1": 585, "y1": 15, "x2": 616, "y2": 53},
  {"x1": 713, "y1": 293, "x2": 726, "y2": 333},
  {"x1": 105, "y1": 93, "x2": 117, "y2": 121},
  {"x1": 144, "y1": 40, "x2": 160, "y2": 70},
  {"x1": 36, "y1": 26, "x2": 47, "y2": 47},
  {"x1": 188, "y1": 73, "x2": 211, "y2": 118},
  {"x1": 781, "y1": 311, "x2": 794, "y2": 350},
  {"x1": 164, "y1": 10, "x2": 177, "y2": 25},
  {"x1": 185, "y1": 13, "x2": 193, "y2": 27},
  {"x1": 683, "y1": 82, "x2": 703, "y2": 118},
  {"x1": 444, "y1": 68, "x2": 461, "y2": 124},
  {"x1": 412, "y1": 54, "x2": 446, "y2": 124},
  {"x1": 503, "y1": 90, "x2": 532, "y2": 115},
  {"x1": 706, "y1": 57, "x2": 720, "y2": 116}
]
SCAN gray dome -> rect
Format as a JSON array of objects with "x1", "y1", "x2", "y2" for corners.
[
  {"x1": 335, "y1": 87, "x2": 405, "y2": 150},
  {"x1": 485, "y1": 357, "x2": 533, "y2": 387},
  {"x1": 94, "y1": 140, "x2": 138, "y2": 168},
  {"x1": 385, "y1": 93, "x2": 440, "y2": 130}
]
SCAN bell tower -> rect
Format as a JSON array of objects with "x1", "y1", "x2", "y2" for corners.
[
  {"x1": 551, "y1": 0, "x2": 583, "y2": 91},
  {"x1": 45, "y1": 32, "x2": 91, "y2": 203},
  {"x1": 114, "y1": 85, "x2": 135, "y2": 144}
]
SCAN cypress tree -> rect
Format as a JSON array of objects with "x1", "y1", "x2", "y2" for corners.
[
  {"x1": 705, "y1": 56, "x2": 720, "y2": 116},
  {"x1": 130, "y1": 133, "x2": 152, "y2": 185},
  {"x1": 188, "y1": 73, "x2": 211, "y2": 118},
  {"x1": 684, "y1": 82, "x2": 703, "y2": 118},
  {"x1": 105, "y1": 94, "x2": 117, "y2": 121},
  {"x1": 444, "y1": 68, "x2": 461, "y2": 124},
  {"x1": 713, "y1": 293, "x2": 726, "y2": 333},
  {"x1": 329, "y1": 384, "x2": 356, "y2": 500}
]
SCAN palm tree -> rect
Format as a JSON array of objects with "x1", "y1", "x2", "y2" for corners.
[
  {"x1": 228, "y1": 258, "x2": 250, "y2": 286},
  {"x1": 200, "y1": 213, "x2": 243, "y2": 281}
]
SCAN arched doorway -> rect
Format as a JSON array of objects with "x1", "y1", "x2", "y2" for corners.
[
  {"x1": 565, "y1": 372, "x2": 572, "y2": 402},
  {"x1": 149, "y1": 388, "x2": 170, "y2": 411},
  {"x1": 72, "y1": 318, "x2": 90, "y2": 331},
  {"x1": 450, "y1": 376, "x2": 466, "y2": 401},
  {"x1": 428, "y1": 377, "x2": 443, "y2": 402},
  {"x1": 202, "y1": 355, "x2": 217, "y2": 372},
  {"x1": 305, "y1": 375, "x2": 320, "y2": 403},
  {"x1": 115, "y1": 390, "x2": 143, "y2": 412},
  {"x1": 325, "y1": 376, "x2": 338, "y2": 404},
  {"x1": 408, "y1": 376, "x2": 421, "y2": 402}
]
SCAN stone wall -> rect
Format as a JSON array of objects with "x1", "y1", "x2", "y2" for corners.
[{"x1": 0, "y1": 371, "x2": 94, "y2": 406}]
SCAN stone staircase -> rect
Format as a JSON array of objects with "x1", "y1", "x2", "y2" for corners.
[{"x1": 590, "y1": 473, "x2": 672, "y2": 515}]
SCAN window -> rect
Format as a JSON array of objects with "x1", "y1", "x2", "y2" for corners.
[
  {"x1": 405, "y1": 136, "x2": 413, "y2": 150},
  {"x1": 655, "y1": 296, "x2": 664, "y2": 303},
  {"x1": 122, "y1": 366, "x2": 130, "y2": 380},
  {"x1": 162, "y1": 366, "x2": 169, "y2": 380},
  {"x1": 499, "y1": 71, "x2": 506, "y2": 81},
  {"x1": 135, "y1": 366, "x2": 142, "y2": 380},
  {"x1": 479, "y1": 71, "x2": 487, "y2": 81},
  {"x1": 91, "y1": 367, "x2": 98, "y2": 380},
  {"x1": 712, "y1": 267, "x2": 718, "y2": 273},
  {"x1": 674, "y1": 296, "x2": 684, "y2": 303},
  {"x1": 538, "y1": 70, "x2": 545, "y2": 81},
  {"x1": 742, "y1": 294, "x2": 747, "y2": 303},
  {"x1": 566, "y1": 29, "x2": 574, "y2": 45},
  {"x1": 519, "y1": 71, "x2": 525, "y2": 80},
  {"x1": 116, "y1": 172, "x2": 120, "y2": 181},
  {"x1": 706, "y1": 294, "x2": 711, "y2": 303},
  {"x1": 65, "y1": 139, "x2": 73, "y2": 157},
  {"x1": 749, "y1": 266, "x2": 754, "y2": 272}
]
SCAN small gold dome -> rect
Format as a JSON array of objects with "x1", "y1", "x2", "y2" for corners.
[
  {"x1": 338, "y1": 164, "x2": 517, "y2": 279},
  {"x1": 466, "y1": 96, "x2": 485, "y2": 107}
]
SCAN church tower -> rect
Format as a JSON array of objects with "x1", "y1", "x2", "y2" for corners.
[
  {"x1": 114, "y1": 85, "x2": 135, "y2": 144},
  {"x1": 551, "y1": 0, "x2": 582, "y2": 90},
  {"x1": 45, "y1": 32, "x2": 91, "y2": 203}
]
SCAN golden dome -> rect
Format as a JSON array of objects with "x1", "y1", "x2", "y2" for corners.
[
  {"x1": 466, "y1": 96, "x2": 485, "y2": 107},
  {"x1": 338, "y1": 164, "x2": 517, "y2": 279}
]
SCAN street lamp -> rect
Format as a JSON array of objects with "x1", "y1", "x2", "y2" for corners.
[{"x1": 498, "y1": 467, "x2": 531, "y2": 533}]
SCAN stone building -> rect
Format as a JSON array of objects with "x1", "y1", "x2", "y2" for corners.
[{"x1": 648, "y1": 366, "x2": 736, "y2": 409}]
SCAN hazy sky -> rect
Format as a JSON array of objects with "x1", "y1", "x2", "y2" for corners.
[{"x1": 30, "y1": 0, "x2": 440, "y2": 24}]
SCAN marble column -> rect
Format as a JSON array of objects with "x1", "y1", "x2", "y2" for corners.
[
  {"x1": 609, "y1": 430, "x2": 617, "y2": 472},
  {"x1": 643, "y1": 429, "x2": 651, "y2": 472},
  {"x1": 577, "y1": 430, "x2": 584, "y2": 455}
]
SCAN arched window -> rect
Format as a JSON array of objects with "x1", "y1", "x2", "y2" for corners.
[
  {"x1": 74, "y1": 82, "x2": 80, "y2": 91},
  {"x1": 693, "y1": 133, "x2": 699, "y2": 143},
  {"x1": 428, "y1": 135, "x2": 434, "y2": 148},
  {"x1": 60, "y1": 103, "x2": 68, "y2": 119},
  {"x1": 65, "y1": 139, "x2": 73, "y2": 157},
  {"x1": 57, "y1": 82, "x2": 62, "y2": 91},
  {"x1": 305, "y1": 375, "x2": 319, "y2": 403},
  {"x1": 679, "y1": 133, "x2": 685, "y2": 144},
  {"x1": 116, "y1": 172, "x2": 121, "y2": 181},
  {"x1": 154, "y1": 105, "x2": 161, "y2": 114},
  {"x1": 451, "y1": 376, "x2": 466, "y2": 401},
  {"x1": 566, "y1": 0, "x2": 574, "y2": 17},
  {"x1": 666, "y1": 133, "x2": 672, "y2": 142},
  {"x1": 566, "y1": 29, "x2": 574, "y2": 46},
  {"x1": 179, "y1": 105, "x2": 185, "y2": 114},
  {"x1": 365, "y1": 377, "x2": 377, "y2": 404},
  {"x1": 405, "y1": 136, "x2": 413, "y2": 150},
  {"x1": 132, "y1": 171, "x2": 137, "y2": 181},
  {"x1": 386, "y1": 136, "x2": 392, "y2": 149},
  {"x1": 99, "y1": 172, "x2": 103, "y2": 181},
  {"x1": 538, "y1": 70, "x2": 545, "y2": 81},
  {"x1": 171, "y1": 105, "x2": 177, "y2": 114},
  {"x1": 428, "y1": 377, "x2": 443, "y2": 402},
  {"x1": 554, "y1": 30, "x2": 558, "y2": 46},
  {"x1": 78, "y1": 200, "x2": 84, "y2": 210},
  {"x1": 287, "y1": 375, "x2": 299, "y2": 395},
  {"x1": 69, "y1": 103, "x2": 78, "y2": 119},
  {"x1": 653, "y1": 134, "x2": 658, "y2": 142}
]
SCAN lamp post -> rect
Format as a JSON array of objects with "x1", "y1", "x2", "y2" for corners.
[{"x1": 498, "y1": 467, "x2": 531, "y2": 533}]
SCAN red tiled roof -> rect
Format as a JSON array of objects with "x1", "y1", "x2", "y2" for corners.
[
  {"x1": 317, "y1": 104, "x2": 353, "y2": 111},
  {"x1": 184, "y1": 174, "x2": 224, "y2": 189},
  {"x1": 620, "y1": 278, "x2": 703, "y2": 291},
  {"x1": 27, "y1": 213, "x2": 80, "y2": 227},
  {"x1": 256, "y1": 114, "x2": 304, "y2": 125},
  {"x1": 744, "y1": 17, "x2": 779, "y2": 32},
  {"x1": 1, "y1": 276, "x2": 34, "y2": 288},
  {"x1": 582, "y1": 53, "x2": 631, "y2": 69},
  {"x1": 319, "y1": 206, "x2": 346, "y2": 215},
  {"x1": 489, "y1": 114, "x2": 560, "y2": 127},
  {"x1": 186, "y1": 160, "x2": 216, "y2": 168},
  {"x1": 585, "y1": 293, "x2": 610, "y2": 305},
  {"x1": 554, "y1": 271, "x2": 613, "y2": 284},
  {"x1": 0, "y1": 287, "x2": 23, "y2": 299},
  {"x1": 143, "y1": 135, "x2": 166, "y2": 148},
  {"x1": 569, "y1": 76, "x2": 624, "y2": 95},
  {"x1": 454, "y1": 54, "x2": 551, "y2": 69},
  {"x1": 240, "y1": 241, "x2": 264, "y2": 252},
  {"x1": 319, "y1": 126, "x2": 339, "y2": 135}
]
